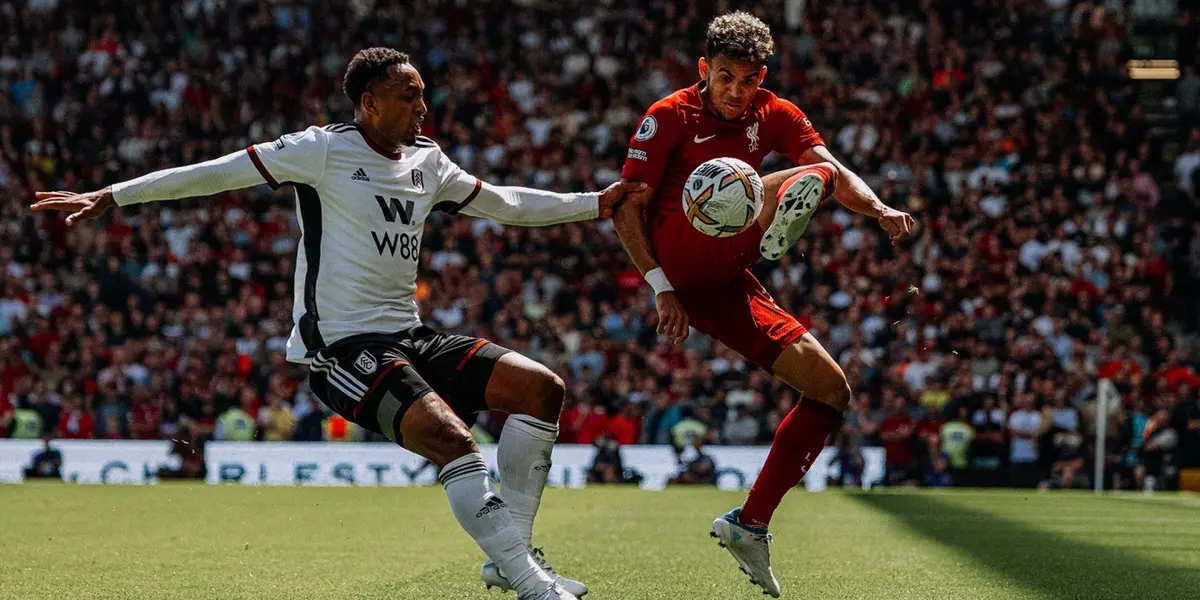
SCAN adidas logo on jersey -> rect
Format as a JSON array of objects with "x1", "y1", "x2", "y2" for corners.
[
  {"x1": 475, "y1": 495, "x2": 507, "y2": 518},
  {"x1": 351, "y1": 168, "x2": 370, "y2": 181}
]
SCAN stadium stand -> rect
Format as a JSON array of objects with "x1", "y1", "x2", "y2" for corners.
[{"x1": 1, "y1": 0, "x2": 1198, "y2": 491}]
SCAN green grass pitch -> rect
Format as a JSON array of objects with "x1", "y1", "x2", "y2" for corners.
[{"x1": 2, "y1": 484, "x2": 1198, "y2": 599}]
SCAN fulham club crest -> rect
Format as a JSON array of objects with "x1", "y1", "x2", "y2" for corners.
[
  {"x1": 354, "y1": 351, "x2": 378, "y2": 375},
  {"x1": 411, "y1": 169, "x2": 424, "y2": 191}
]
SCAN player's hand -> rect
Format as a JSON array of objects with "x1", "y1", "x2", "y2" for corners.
[
  {"x1": 655, "y1": 291, "x2": 689, "y2": 344},
  {"x1": 878, "y1": 206, "x2": 914, "y2": 245},
  {"x1": 597, "y1": 180, "x2": 648, "y2": 219},
  {"x1": 31, "y1": 188, "x2": 116, "y2": 226}
]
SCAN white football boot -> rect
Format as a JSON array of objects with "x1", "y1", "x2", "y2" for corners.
[
  {"x1": 482, "y1": 548, "x2": 589, "y2": 597},
  {"x1": 518, "y1": 583, "x2": 578, "y2": 600},
  {"x1": 759, "y1": 170, "x2": 830, "y2": 261},
  {"x1": 711, "y1": 508, "x2": 781, "y2": 597}
]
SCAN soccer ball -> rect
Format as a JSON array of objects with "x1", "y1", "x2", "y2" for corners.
[{"x1": 682, "y1": 157, "x2": 764, "y2": 238}]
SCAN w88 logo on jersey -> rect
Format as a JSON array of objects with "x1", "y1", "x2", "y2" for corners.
[{"x1": 372, "y1": 230, "x2": 421, "y2": 260}]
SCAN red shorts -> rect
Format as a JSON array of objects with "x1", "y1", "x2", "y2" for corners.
[{"x1": 677, "y1": 270, "x2": 807, "y2": 374}]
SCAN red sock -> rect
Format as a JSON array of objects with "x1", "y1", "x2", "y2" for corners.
[
  {"x1": 739, "y1": 399, "x2": 842, "y2": 530},
  {"x1": 777, "y1": 164, "x2": 838, "y2": 205}
]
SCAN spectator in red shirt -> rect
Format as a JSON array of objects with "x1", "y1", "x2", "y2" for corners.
[
  {"x1": 128, "y1": 388, "x2": 162, "y2": 440},
  {"x1": 1159, "y1": 350, "x2": 1200, "y2": 391},
  {"x1": 917, "y1": 410, "x2": 947, "y2": 477},
  {"x1": 0, "y1": 341, "x2": 31, "y2": 399},
  {"x1": 26, "y1": 316, "x2": 60, "y2": 363},
  {"x1": 917, "y1": 411, "x2": 946, "y2": 449},
  {"x1": 879, "y1": 395, "x2": 918, "y2": 486},
  {"x1": 606, "y1": 403, "x2": 641, "y2": 446},
  {"x1": 0, "y1": 393, "x2": 13, "y2": 437},
  {"x1": 57, "y1": 396, "x2": 95, "y2": 439},
  {"x1": 565, "y1": 402, "x2": 609, "y2": 446},
  {"x1": 932, "y1": 57, "x2": 966, "y2": 89}
]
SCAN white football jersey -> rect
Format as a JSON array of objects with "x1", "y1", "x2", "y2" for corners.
[{"x1": 247, "y1": 123, "x2": 484, "y2": 363}]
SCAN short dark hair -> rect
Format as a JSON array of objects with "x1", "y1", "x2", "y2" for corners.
[
  {"x1": 343, "y1": 47, "x2": 411, "y2": 106},
  {"x1": 705, "y1": 11, "x2": 775, "y2": 66}
]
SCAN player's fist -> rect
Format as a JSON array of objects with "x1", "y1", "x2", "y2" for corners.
[
  {"x1": 878, "y1": 206, "x2": 914, "y2": 245},
  {"x1": 655, "y1": 291, "x2": 689, "y2": 345},
  {"x1": 598, "y1": 180, "x2": 648, "y2": 219},
  {"x1": 31, "y1": 188, "x2": 115, "y2": 226}
]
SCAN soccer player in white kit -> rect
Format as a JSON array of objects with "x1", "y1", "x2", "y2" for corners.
[{"x1": 31, "y1": 47, "x2": 643, "y2": 600}]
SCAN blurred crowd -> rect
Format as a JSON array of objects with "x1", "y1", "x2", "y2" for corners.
[{"x1": 2, "y1": 0, "x2": 1200, "y2": 491}]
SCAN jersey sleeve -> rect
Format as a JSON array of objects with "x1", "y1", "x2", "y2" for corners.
[
  {"x1": 430, "y1": 147, "x2": 598, "y2": 224},
  {"x1": 458, "y1": 182, "x2": 598, "y2": 226},
  {"x1": 431, "y1": 149, "x2": 483, "y2": 214},
  {"x1": 246, "y1": 126, "x2": 331, "y2": 188},
  {"x1": 771, "y1": 99, "x2": 825, "y2": 163},
  {"x1": 620, "y1": 99, "x2": 683, "y2": 189},
  {"x1": 111, "y1": 150, "x2": 264, "y2": 206}
]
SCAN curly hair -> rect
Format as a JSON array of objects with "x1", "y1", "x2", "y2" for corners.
[
  {"x1": 705, "y1": 11, "x2": 775, "y2": 66},
  {"x1": 343, "y1": 47, "x2": 411, "y2": 106}
]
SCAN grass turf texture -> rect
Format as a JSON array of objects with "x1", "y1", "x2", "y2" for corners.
[{"x1": 2, "y1": 485, "x2": 1198, "y2": 599}]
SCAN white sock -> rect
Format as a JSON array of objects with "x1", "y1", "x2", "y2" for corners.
[
  {"x1": 498, "y1": 414, "x2": 558, "y2": 547},
  {"x1": 440, "y1": 453, "x2": 553, "y2": 596}
]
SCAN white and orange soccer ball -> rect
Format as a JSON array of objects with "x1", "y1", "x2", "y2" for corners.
[{"x1": 681, "y1": 157, "x2": 764, "y2": 238}]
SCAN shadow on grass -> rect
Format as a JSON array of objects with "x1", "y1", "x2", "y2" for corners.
[{"x1": 852, "y1": 492, "x2": 1200, "y2": 600}]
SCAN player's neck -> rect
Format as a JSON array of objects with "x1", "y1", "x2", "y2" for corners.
[{"x1": 353, "y1": 118, "x2": 405, "y2": 154}]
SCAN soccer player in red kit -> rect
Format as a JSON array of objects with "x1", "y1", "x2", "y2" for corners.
[{"x1": 613, "y1": 12, "x2": 914, "y2": 597}]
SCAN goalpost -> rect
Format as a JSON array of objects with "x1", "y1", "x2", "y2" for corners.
[{"x1": 1094, "y1": 379, "x2": 1120, "y2": 493}]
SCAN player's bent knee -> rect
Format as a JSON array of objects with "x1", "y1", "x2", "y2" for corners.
[
  {"x1": 515, "y1": 369, "x2": 565, "y2": 422},
  {"x1": 809, "y1": 373, "x2": 851, "y2": 411},
  {"x1": 425, "y1": 423, "x2": 479, "y2": 467},
  {"x1": 775, "y1": 334, "x2": 850, "y2": 410},
  {"x1": 489, "y1": 353, "x2": 565, "y2": 421},
  {"x1": 438, "y1": 424, "x2": 479, "y2": 462},
  {"x1": 533, "y1": 371, "x2": 567, "y2": 419},
  {"x1": 816, "y1": 361, "x2": 852, "y2": 410},
  {"x1": 834, "y1": 381, "x2": 852, "y2": 411}
]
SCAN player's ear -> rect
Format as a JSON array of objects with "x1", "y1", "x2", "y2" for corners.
[
  {"x1": 698, "y1": 57, "x2": 709, "y2": 80},
  {"x1": 360, "y1": 91, "x2": 378, "y2": 117},
  {"x1": 758, "y1": 66, "x2": 767, "y2": 84}
]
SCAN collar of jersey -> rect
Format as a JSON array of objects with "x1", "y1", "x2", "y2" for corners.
[{"x1": 346, "y1": 122, "x2": 404, "y2": 161}]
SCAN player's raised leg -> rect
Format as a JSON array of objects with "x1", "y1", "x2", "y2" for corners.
[
  {"x1": 711, "y1": 333, "x2": 849, "y2": 598},
  {"x1": 400, "y1": 391, "x2": 576, "y2": 600},
  {"x1": 479, "y1": 353, "x2": 588, "y2": 596},
  {"x1": 757, "y1": 163, "x2": 838, "y2": 261}
]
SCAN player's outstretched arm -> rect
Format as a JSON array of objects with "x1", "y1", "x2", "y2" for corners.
[
  {"x1": 453, "y1": 179, "x2": 645, "y2": 227},
  {"x1": 33, "y1": 127, "x2": 328, "y2": 226},
  {"x1": 32, "y1": 150, "x2": 272, "y2": 226},
  {"x1": 612, "y1": 181, "x2": 689, "y2": 344},
  {"x1": 800, "y1": 145, "x2": 914, "y2": 244}
]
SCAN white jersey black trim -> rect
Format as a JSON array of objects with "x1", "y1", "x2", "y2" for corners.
[
  {"x1": 295, "y1": 183, "x2": 326, "y2": 353},
  {"x1": 256, "y1": 123, "x2": 497, "y2": 363},
  {"x1": 436, "y1": 178, "x2": 483, "y2": 215}
]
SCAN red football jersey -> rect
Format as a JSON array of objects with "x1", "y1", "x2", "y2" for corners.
[{"x1": 621, "y1": 83, "x2": 824, "y2": 289}]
